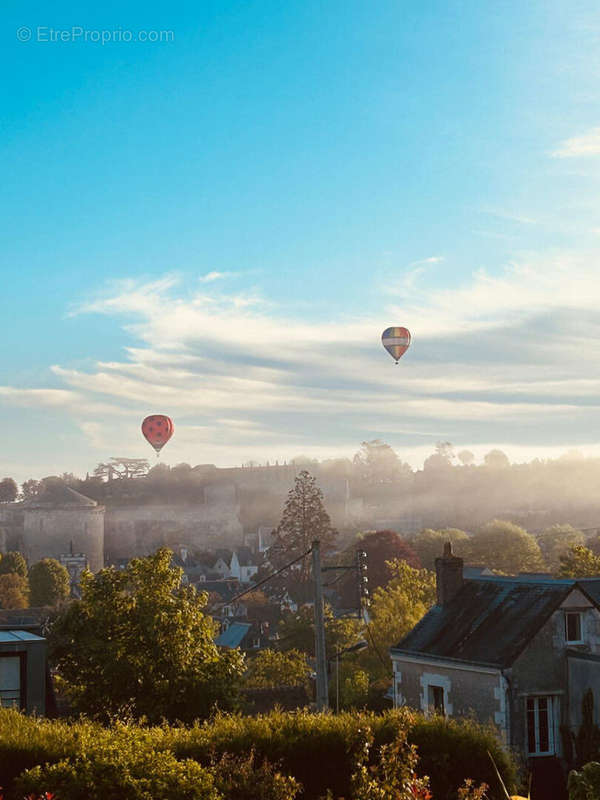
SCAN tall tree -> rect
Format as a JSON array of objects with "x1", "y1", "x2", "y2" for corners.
[
  {"x1": 353, "y1": 440, "x2": 411, "y2": 484},
  {"x1": 468, "y1": 520, "x2": 544, "y2": 574},
  {"x1": 0, "y1": 551, "x2": 28, "y2": 578},
  {"x1": 0, "y1": 573, "x2": 29, "y2": 609},
  {"x1": 243, "y1": 649, "x2": 311, "y2": 689},
  {"x1": 423, "y1": 441, "x2": 455, "y2": 471},
  {"x1": 29, "y1": 559, "x2": 70, "y2": 606},
  {"x1": 277, "y1": 603, "x2": 363, "y2": 660},
  {"x1": 558, "y1": 545, "x2": 600, "y2": 578},
  {"x1": 0, "y1": 478, "x2": 18, "y2": 503},
  {"x1": 357, "y1": 559, "x2": 436, "y2": 679},
  {"x1": 537, "y1": 524, "x2": 585, "y2": 570},
  {"x1": 48, "y1": 547, "x2": 245, "y2": 722},
  {"x1": 94, "y1": 458, "x2": 149, "y2": 480},
  {"x1": 21, "y1": 479, "x2": 42, "y2": 500},
  {"x1": 338, "y1": 530, "x2": 420, "y2": 607},
  {"x1": 412, "y1": 528, "x2": 470, "y2": 571},
  {"x1": 271, "y1": 470, "x2": 336, "y2": 582},
  {"x1": 483, "y1": 449, "x2": 510, "y2": 468},
  {"x1": 457, "y1": 449, "x2": 475, "y2": 466}
]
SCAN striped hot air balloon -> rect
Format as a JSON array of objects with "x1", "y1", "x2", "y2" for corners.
[{"x1": 381, "y1": 326, "x2": 411, "y2": 363}]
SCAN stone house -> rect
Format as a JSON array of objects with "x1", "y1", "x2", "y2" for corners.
[{"x1": 390, "y1": 543, "x2": 600, "y2": 765}]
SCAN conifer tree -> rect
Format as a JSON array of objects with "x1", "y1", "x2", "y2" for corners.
[{"x1": 271, "y1": 470, "x2": 337, "y2": 582}]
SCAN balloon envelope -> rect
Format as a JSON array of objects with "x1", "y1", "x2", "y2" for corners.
[
  {"x1": 382, "y1": 327, "x2": 411, "y2": 362},
  {"x1": 141, "y1": 415, "x2": 174, "y2": 454}
]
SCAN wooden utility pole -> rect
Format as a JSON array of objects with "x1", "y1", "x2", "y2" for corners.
[{"x1": 312, "y1": 540, "x2": 329, "y2": 711}]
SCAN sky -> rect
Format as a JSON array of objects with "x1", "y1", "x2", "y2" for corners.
[{"x1": 2, "y1": 0, "x2": 600, "y2": 482}]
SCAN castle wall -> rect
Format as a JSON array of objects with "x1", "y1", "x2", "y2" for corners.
[
  {"x1": 23, "y1": 507, "x2": 105, "y2": 572},
  {"x1": 0, "y1": 505, "x2": 24, "y2": 552},
  {"x1": 104, "y1": 501, "x2": 243, "y2": 560}
]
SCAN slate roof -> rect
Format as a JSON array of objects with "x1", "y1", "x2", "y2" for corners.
[
  {"x1": 392, "y1": 576, "x2": 579, "y2": 668},
  {"x1": 24, "y1": 484, "x2": 98, "y2": 509},
  {"x1": 233, "y1": 546, "x2": 255, "y2": 567},
  {"x1": 200, "y1": 580, "x2": 241, "y2": 602},
  {"x1": 575, "y1": 579, "x2": 600, "y2": 607}
]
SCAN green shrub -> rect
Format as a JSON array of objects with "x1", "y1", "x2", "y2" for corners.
[
  {"x1": 211, "y1": 751, "x2": 300, "y2": 799},
  {"x1": 168, "y1": 708, "x2": 375, "y2": 798},
  {"x1": 568, "y1": 761, "x2": 600, "y2": 800},
  {"x1": 15, "y1": 745, "x2": 219, "y2": 800},
  {"x1": 169, "y1": 708, "x2": 516, "y2": 799},
  {"x1": 0, "y1": 707, "x2": 517, "y2": 800},
  {"x1": 348, "y1": 727, "x2": 432, "y2": 800},
  {"x1": 0, "y1": 709, "x2": 88, "y2": 791},
  {"x1": 408, "y1": 715, "x2": 517, "y2": 800}
]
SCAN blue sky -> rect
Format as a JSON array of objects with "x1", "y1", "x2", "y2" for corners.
[{"x1": 3, "y1": 0, "x2": 600, "y2": 482}]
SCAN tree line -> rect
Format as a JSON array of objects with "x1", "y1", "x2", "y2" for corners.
[{"x1": 0, "y1": 551, "x2": 70, "y2": 609}]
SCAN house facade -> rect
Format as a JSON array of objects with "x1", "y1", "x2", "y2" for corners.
[
  {"x1": 390, "y1": 543, "x2": 600, "y2": 763},
  {"x1": 0, "y1": 630, "x2": 47, "y2": 714},
  {"x1": 229, "y1": 547, "x2": 259, "y2": 584}
]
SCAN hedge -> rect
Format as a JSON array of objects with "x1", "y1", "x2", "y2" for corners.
[{"x1": 0, "y1": 708, "x2": 517, "y2": 800}]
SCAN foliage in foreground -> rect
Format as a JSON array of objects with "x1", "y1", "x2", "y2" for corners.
[
  {"x1": 47, "y1": 548, "x2": 244, "y2": 722},
  {"x1": 0, "y1": 707, "x2": 516, "y2": 800},
  {"x1": 568, "y1": 761, "x2": 600, "y2": 800}
]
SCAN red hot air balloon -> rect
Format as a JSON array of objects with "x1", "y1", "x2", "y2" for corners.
[
  {"x1": 381, "y1": 327, "x2": 411, "y2": 363},
  {"x1": 141, "y1": 415, "x2": 174, "y2": 455}
]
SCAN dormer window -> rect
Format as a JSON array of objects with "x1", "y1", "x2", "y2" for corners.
[{"x1": 565, "y1": 611, "x2": 584, "y2": 644}]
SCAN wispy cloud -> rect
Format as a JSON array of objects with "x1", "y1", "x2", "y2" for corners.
[
  {"x1": 553, "y1": 127, "x2": 600, "y2": 158},
  {"x1": 387, "y1": 256, "x2": 444, "y2": 297},
  {"x1": 480, "y1": 208, "x2": 537, "y2": 225},
  {"x1": 410, "y1": 256, "x2": 444, "y2": 266},
  {"x1": 199, "y1": 271, "x2": 238, "y2": 283},
  {"x1": 6, "y1": 254, "x2": 600, "y2": 473}
]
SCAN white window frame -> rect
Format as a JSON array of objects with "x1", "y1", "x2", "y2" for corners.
[
  {"x1": 419, "y1": 673, "x2": 453, "y2": 717},
  {"x1": 526, "y1": 695, "x2": 557, "y2": 756},
  {"x1": 428, "y1": 684, "x2": 445, "y2": 715},
  {"x1": 565, "y1": 611, "x2": 584, "y2": 645}
]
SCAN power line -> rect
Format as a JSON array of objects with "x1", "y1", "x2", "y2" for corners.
[
  {"x1": 364, "y1": 619, "x2": 388, "y2": 669},
  {"x1": 213, "y1": 547, "x2": 312, "y2": 609}
]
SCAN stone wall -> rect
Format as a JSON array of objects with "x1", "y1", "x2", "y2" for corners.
[
  {"x1": 104, "y1": 501, "x2": 243, "y2": 560},
  {"x1": 22, "y1": 506, "x2": 105, "y2": 572},
  {"x1": 392, "y1": 657, "x2": 505, "y2": 737}
]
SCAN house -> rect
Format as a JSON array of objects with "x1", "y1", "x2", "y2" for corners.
[
  {"x1": 390, "y1": 542, "x2": 600, "y2": 765},
  {"x1": 215, "y1": 619, "x2": 273, "y2": 651},
  {"x1": 0, "y1": 629, "x2": 47, "y2": 714},
  {"x1": 215, "y1": 621, "x2": 252, "y2": 649},
  {"x1": 229, "y1": 547, "x2": 259, "y2": 584},
  {"x1": 200, "y1": 579, "x2": 241, "y2": 606},
  {"x1": 212, "y1": 552, "x2": 233, "y2": 578}
]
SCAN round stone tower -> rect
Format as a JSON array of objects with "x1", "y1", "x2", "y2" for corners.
[{"x1": 23, "y1": 484, "x2": 104, "y2": 572}]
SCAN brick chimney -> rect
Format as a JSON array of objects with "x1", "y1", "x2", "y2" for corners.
[{"x1": 435, "y1": 542, "x2": 464, "y2": 606}]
